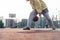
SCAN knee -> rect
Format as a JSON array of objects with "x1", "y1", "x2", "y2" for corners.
[
  {"x1": 47, "y1": 18, "x2": 52, "y2": 22},
  {"x1": 30, "y1": 12, "x2": 35, "y2": 15}
]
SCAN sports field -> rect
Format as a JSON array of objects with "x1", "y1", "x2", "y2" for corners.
[{"x1": 0, "y1": 28, "x2": 60, "y2": 40}]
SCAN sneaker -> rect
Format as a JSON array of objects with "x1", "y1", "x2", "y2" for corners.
[
  {"x1": 23, "y1": 27, "x2": 30, "y2": 30},
  {"x1": 52, "y1": 27, "x2": 56, "y2": 30}
]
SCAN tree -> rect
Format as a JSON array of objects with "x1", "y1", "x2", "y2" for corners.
[{"x1": 0, "y1": 20, "x2": 4, "y2": 28}]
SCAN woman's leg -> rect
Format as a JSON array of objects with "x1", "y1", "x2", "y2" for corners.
[
  {"x1": 27, "y1": 9, "x2": 38, "y2": 27},
  {"x1": 23, "y1": 9, "x2": 38, "y2": 30},
  {"x1": 42, "y1": 8, "x2": 55, "y2": 30}
]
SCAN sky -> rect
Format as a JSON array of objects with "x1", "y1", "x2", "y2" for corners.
[{"x1": 0, "y1": 0, "x2": 59, "y2": 21}]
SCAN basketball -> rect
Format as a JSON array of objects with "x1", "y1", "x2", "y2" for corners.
[{"x1": 33, "y1": 16, "x2": 38, "y2": 22}]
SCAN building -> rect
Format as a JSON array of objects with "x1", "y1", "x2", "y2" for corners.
[
  {"x1": 17, "y1": 19, "x2": 27, "y2": 28},
  {"x1": 5, "y1": 19, "x2": 17, "y2": 28},
  {"x1": 17, "y1": 22, "x2": 22, "y2": 28}
]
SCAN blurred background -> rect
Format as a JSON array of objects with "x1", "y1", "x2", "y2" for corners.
[{"x1": 0, "y1": 0, "x2": 60, "y2": 28}]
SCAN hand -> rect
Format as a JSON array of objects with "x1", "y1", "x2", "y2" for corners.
[{"x1": 39, "y1": 13, "x2": 41, "y2": 16}]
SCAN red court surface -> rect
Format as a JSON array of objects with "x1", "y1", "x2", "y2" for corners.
[{"x1": 0, "y1": 28, "x2": 60, "y2": 40}]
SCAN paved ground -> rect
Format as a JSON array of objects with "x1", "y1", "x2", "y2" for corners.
[{"x1": 0, "y1": 28, "x2": 60, "y2": 40}]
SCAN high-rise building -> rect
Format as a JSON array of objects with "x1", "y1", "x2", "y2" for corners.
[
  {"x1": 21, "y1": 19, "x2": 27, "y2": 27},
  {"x1": 17, "y1": 22, "x2": 22, "y2": 28},
  {"x1": 17, "y1": 19, "x2": 27, "y2": 28},
  {"x1": 5, "y1": 19, "x2": 17, "y2": 28}
]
